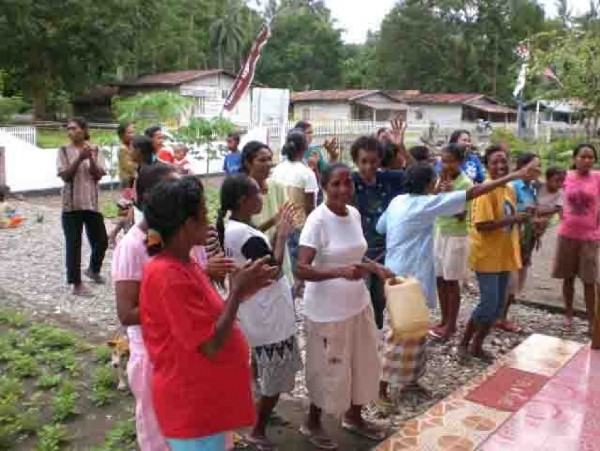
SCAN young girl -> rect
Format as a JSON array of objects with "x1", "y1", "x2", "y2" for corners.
[
  {"x1": 499, "y1": 152, "x2": 541, "y2": 333},
  {"x1": 459, "y1": 146, "x2": 537, "y2": 362},
  {"x1": 271, "y1": 129, "x2": 319, "y2": 295},
  {"x1": 297, "y1": 163, "x2": 393, "y2": 448},
  {"x1": 377, "y1": 157, "x2": 537, "y2": 399},
  {"x1": 350, "y1": 135, "x2": 405, "y2": 329},
  {"x1": 552, "y1": 144, "x2": 600, "y2": 332},
  {"x1": 112, "y1": 166, "x2": 236, "y2": 450},
  {"x1": 219, "y1": 174, "x2": 301, "y2": 450},
  {"x1": 139, "y1": 176, "x2": 277, "y2": 450},
  {"x1": 431, "y1": 144, "x2": 473, "y2": 341}
]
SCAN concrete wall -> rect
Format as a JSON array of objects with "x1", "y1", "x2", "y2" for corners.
[{"x1": 291, "y1": 102, "x2": 352, "y2": 121}]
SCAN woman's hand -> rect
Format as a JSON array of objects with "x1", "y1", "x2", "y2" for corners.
[
  {"x1": 230, "y1": 256, "x2": 278, "y2": 301},
  {"x1": 323, "y1": 137, "x2": 339, "y2": 161},
  {"x1": 277, "y1": 203, "x2": 295, "y2": 240},
  {"x1": 516, "y1": 159, "x2": 542, "y2": 181},
  {"x1": 206, "y1": 253, "x2": 236, "y2": 279},
  {"x1": 337, "y1": 264, "x2": 367, "y2": 280},
  {"x1": 371, "y1": 263, "x2": 395, "y2": 281},
  {"x1": 390, "y1": 118, "x2": 407, "y2": 146}
]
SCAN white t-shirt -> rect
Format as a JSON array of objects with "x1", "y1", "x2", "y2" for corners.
[
  {"x1": 299, "y1": 204, "x2": 370, "y2": 322},
  {"x1": 224, "y1": 220, "x2": 296, "y2": 347},
  {"x1": 271, "y1": 160, "x2": 319, "y2": 224}
]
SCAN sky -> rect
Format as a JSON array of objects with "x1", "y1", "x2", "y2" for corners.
[{"x1": 324, "y1": 0, "x2": 592, "y2": 43}]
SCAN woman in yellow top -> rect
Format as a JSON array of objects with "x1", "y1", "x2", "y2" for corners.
[
  {"x1": 117, "y1": 122, "x2": 136, "y2": 188},
  {"x1": 241, "y1": 140, "x2": 294, "y2": 284},
  {"x1": 459, "y1": 145, "x2": 535, "y2": 362}
]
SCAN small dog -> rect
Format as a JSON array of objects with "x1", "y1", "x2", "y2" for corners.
[{"x1": 107, "y1": 332, "x2": 130, "y2": 391}]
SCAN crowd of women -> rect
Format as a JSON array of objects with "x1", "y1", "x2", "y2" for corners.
[{"x1": 56, "y1": 116, "x2": 600, "y2": 450}]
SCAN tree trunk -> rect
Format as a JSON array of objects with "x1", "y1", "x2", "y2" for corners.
[{"x1": 30, "y1": 73, "x2": 48, "y2": 121}]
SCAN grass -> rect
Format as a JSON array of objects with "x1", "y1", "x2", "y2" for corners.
[
  {"x1": 37, "y1": 128, "x2": 117, "y2": 149},
  {"x1": 0, "y1": 307, "x2": 136, "y2": 448}
]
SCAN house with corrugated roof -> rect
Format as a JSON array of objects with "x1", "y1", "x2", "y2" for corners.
[
  {"x1": 290, "y1": 90, "x2": 517, "y2": 124},
  {"x1": 74, "y1": 69, "x2": 263, "y2": 125}
]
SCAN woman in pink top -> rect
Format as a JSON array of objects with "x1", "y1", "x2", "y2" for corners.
[
  {"x1": 112, "y1": 164, "x2": 236, "y2": 450},
  {"x1": 552, "y1": 143, "x2": 600, "y2": 331}
]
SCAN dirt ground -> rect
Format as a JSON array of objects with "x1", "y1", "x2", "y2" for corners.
[{"x1": 522, "y1": 226, "x2": 586, "y2": 313}]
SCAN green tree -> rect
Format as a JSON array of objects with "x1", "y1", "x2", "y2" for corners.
[
  {"x1": 529, "y1": 29, "x2": 600, "y2": 136},
  {"x1": 210, "y1": 0, "x2": 246, "y2": 70},
  {"x1": 256, "y1": 2, "x2": 344, "y2": 90},
  {"x1": 113, "y1": 91, "x2": 193, "y2": 128},
  {"x1": 0, "y1": 0, "x2": 143, "y2": 119}
]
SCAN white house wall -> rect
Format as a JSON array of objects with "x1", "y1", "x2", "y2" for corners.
[
  {"x1": 179, "y1": 74, "x2": 252, "y2": 126},
  {"x1": 291, "y1": 102, "x2": 352, "y2": 121},
  {"x1": 408, "y1": 104, "x2": 463, "y2": 124}
]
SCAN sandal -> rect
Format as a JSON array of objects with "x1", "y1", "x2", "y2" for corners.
[
  {"x1": 496, "y1": 320, "x2": 523, "y2": 334},
  {"x1": 299, "y1": 425, "x2": 338, "y2": 450},
  {"x1": 470, "y1": 349, "x2": 495, "y2": 364},
  {"x1": 341, "y1": 419, "x2": 388, "y2": 441},
  {"x1": 428, "y1": 328, "x2": 445, "y2": 340},
  {"x1": 244, "y1": 434, "x2": 276, "y2": 451}
]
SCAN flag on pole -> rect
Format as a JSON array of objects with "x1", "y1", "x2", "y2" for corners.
[
  {"x1": 543, "y1": 66, "x2": 562, "y2": 86},
  {"x1": 513, "y1": 43, "x2": 530, "y2": 98},
  {"x1": 223, "y1": 26, "x2": 271, "y2": 112}
]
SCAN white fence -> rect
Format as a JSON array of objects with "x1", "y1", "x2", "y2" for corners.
[{"x1": 0, "y1": 126, "x2": 37, "y2": 146}]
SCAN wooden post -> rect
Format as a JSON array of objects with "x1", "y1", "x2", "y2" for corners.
[
  {"x1": 593, "y1": 290, "x2": 600, "y2": 350},
  {"x1": 0, "y1": 147, "x2": 5, "y2": 187}
]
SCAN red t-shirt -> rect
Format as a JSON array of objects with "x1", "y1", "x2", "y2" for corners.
[
  {"x1": 140, "y1": 254, "x2": 255, "y2": 438},
  {"x1": 157, "y1": 149, "x2": 174, "y2": 164}
]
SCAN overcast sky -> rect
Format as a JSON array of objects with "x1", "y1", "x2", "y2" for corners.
[{"x1": 324, "y1": 0, "x2": 591, "y2": 43}]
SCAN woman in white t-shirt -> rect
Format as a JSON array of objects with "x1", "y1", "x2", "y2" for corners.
[
  {"x1": 217, "y1": 174, "x2": 302, "y2": 451},
  {"x1": 296, "y1": 163, "x2": 394, "y2": 448},
  {"x1": 271, "y1": 129, "x2": 319, "y2": 295}
]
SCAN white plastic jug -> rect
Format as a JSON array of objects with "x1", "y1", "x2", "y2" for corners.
[{"x1": 384, "y1": 276, "x2": 430, "y2": 341}]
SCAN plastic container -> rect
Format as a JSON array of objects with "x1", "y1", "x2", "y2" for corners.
[{"x1": 384, "y1": 276, "x2": 430, "y2": 341}]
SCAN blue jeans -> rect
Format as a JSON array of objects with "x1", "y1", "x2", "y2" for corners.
[
  {"x1": 472, "y1": 272, "x2": 510, "y2": 325},
  {"x1": 166, "y1": 433, "x2": 226, "y2": 451}
]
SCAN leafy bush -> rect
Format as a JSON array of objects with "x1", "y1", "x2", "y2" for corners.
[
  {"x1": 90, "y1": 367, "x2": 117, "y2": 406},
  {"x1": 0, "y1": 309, "x2": 27, "y2": 328},
  {"x1": 100, "y1": 419, "x2": 137, "y2": 450},
  {"x1": 29, "y1": 323, "x2": 77, "y2": 350},
  {"x1": 94, "y1": 345, "x2": 113, "y2": 364},
  {"x1": 36, "y1": 372, "x2": 63, "y2": 390},
  {"x1": 51, "y1": 382, "x2": 79, "y2": 421},
  {"x1": 0, "y1": 96, "x2": 25, "y2": 122},
  {"x1": 36, "y1": 423, "x2": 69, "y2": 451}
]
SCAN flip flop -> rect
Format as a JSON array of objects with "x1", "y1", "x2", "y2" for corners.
[
  {"x1": 341, "y1": 419, "x2": 388, "y2": 441},
  {"x1": 428, "y1": 328, "x2": 447, "y2": 341},
  {"x1": 299, "y1": 425, "x2": 338, "y2": 450},
  {"x1": 470, "y1": 349, "x2": 495, "y2": 364},
  {"x1": 496, "y1": 320, "x2": 523, "y2": 334},
  {"x1": 243, "y1": 435, "x2": 276, "y2": 451}
]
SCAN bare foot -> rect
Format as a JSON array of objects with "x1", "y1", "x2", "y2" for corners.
[
  {"x1": 84, "y1": 269, "x2": 106, "y2": 284},
  {"x1": 72, "y1": 283, "x2": 93, "y2": 297}
]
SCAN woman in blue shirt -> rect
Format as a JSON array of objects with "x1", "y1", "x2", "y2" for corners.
[{"x1": 447, "y1": 130, "x2": 486, "y2": 184}]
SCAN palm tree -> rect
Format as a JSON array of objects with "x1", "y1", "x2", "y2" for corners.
[{"x1": 210, "y1": 0, "x2": 245, "y2": 70}]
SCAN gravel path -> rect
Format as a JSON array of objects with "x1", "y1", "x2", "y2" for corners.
[{"x1": 0, "y1": 196, "x2": 593, "y2": 443}]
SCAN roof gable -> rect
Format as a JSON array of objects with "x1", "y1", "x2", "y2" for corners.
[{"x1": 117, "y1": 69, "x2": 237, "y2": 87}]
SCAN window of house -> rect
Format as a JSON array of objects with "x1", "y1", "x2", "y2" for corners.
[
  {"x1": 221, "y1": 89, "x2": 229, "y2": 99},
  {"x1": 193, "y1": 97, "x2": 206, "y2": 117},
  {"x1": 302, "y1": 108, "x2": 310, "y2": 120},
  {"x1": 414, "y1": 108, "x2": 424, "y2": 120}
]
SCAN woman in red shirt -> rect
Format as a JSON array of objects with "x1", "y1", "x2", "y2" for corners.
[{"x1": 140, "y1": 176, "x2": 277, "y2": 450}]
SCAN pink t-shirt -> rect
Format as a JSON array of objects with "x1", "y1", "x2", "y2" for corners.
[
  {"x1": 558, "y1": 170, "x2": 600, "y2": 241},
  {"x1": 112, "y1": 225, "x2": 208, "y2": 283}
]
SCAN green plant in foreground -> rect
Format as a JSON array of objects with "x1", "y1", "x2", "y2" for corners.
[
  {"x1": 95, "y1": 345, "x2": 113, "y2": 364},
  {"x1": 36, "y1": 423, "x2": 69, "y2": 451},
  {"x1": 6, "y1": 352, "x2": 38, "y2": 378},
  {"x1": 90, "y1": 367, "x2": 117, "y2": 407},
  {"x1": 29, "y1": 323, "x2": 77, "y2": 350},
  {"x1": 36, "y1": 372, "x2": 63, "y2": 390},
  {"x1": 0, "y1": 376, "x2": 24, "y2": 403},
  {"x1": 0, "y1": 309, "x2": 27, "y2": 328},
  {"x1": 99, "y1": 419, "x2": 137, "y2": 451},
  {"x1": 51, "y1": 382, "x2": 79, "y2": 422}
]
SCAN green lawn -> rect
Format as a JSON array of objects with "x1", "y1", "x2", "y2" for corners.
[
  {"x1": 37, "y1": 128, "x2": 118, "y2": 149},
  {"x1": 0, "y1": 307, "x2": 137, "y2": 450}
]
